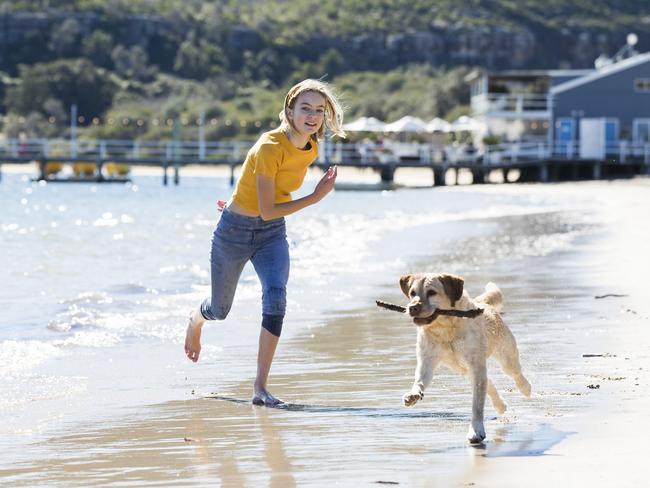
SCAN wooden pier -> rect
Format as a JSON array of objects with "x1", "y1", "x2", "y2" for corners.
[{"x1": 1, "y1": 138, "x2": 648, "y2": 187}]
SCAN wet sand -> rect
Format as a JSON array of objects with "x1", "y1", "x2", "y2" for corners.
[{"x1": 1, "y1": 178, "x2": 649, "y2": 486}]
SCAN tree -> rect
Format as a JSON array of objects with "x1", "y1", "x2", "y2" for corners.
[
  {"x1": 5, "y1": 59, "x2": 117, "y2": 121},
  {"x1": 174, "y1": 39, "x2": 209, "y2": 79},
  {"x1": 111, "y1": 45, "x2": 157, "y2": 82},
  {"x1": 82, "y1": 30, "x2": 114, "y2": 68},
  {"x1": 48, "y1": 17, "x2": 81, "y2": 57}
]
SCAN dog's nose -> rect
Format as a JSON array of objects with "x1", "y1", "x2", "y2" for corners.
[{"x1": 409, "y1": 303, "x2": 422, "y2": 316}]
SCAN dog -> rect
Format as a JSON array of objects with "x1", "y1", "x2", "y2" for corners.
[{"x1": 399, "y1": 273, "x2": 531, "y2": 444}]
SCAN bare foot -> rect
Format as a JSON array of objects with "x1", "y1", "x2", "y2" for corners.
[
  {"x1": 184, "y1": 309, "x2": 205, "y2": 362},
  {"x1": 252, "y1": 387, "x2": 284, "y2": 407}
]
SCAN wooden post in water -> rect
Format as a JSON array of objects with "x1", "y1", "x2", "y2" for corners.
[
  {"x1": 592, "y1": 161, "x2": 602, "y2": 180},
  {"x1": 571, "y1": 162, "x2": 579, "y2": 180},
  {"x1": 230, "y1": 164, "x2": 236, "y2": 186},
  {"x1": 96, "y1": 158, "x2": 105, "y2": 182},
  {"x1": 540, "y1": 163, "x2": 549, "y2": 183},
  {"x1": 163, "y1": 162, "x2": 168, "y2": 186},
  {"x1": 39, "y1": 158, "x2": 47, "y2": 181},
  {"x1": 471, "y1": 167, "x2": 484, "y2": 184},
  {"x1": 433, "y1": 165, "x2": 446, "y2": 186},
  {"x1": 173, "y1": 164, "x2": 179, "y2": 185},
  {"x1": 379, "y1": 164, "x2": 395, "y2": 183}
]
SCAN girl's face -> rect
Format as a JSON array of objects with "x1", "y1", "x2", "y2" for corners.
[{"x1": 287, "y1": 91, "x2": 326, "y2": 136}]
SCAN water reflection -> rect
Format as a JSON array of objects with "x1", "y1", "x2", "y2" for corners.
[{"x1": 254, "y1": 408, "x2": 296, "y2": 488}]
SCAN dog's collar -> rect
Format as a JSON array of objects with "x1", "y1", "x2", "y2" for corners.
[{"x1": 375, "y1": 300, "x2": 484, "y2": 319}]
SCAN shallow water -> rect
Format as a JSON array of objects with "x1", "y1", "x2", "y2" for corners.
[{"x1": 1, "y1": 170, "x2": 648, "y2": 486}]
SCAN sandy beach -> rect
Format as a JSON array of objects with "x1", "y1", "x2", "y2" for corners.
[{"x1": 1, "y1": 169, "x2": 648, "y2": 487}]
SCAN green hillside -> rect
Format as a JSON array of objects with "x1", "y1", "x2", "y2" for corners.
[{"x1": 0, "y1": 0, "x2": 648, "y2": 140}]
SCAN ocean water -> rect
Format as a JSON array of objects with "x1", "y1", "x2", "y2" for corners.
[{"x1": 1, "y1": 167, "x2": 618, "y2": 482}]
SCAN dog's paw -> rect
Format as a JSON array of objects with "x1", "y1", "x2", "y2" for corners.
[
  {"x1": 402, "y1": 391, "x2": 423, "y2": 407},
  {"x1": 467, "y1": 422, "x2": 486, "y2": 444},
  {"x1": 494, "y1": 399, "x2": 508, "y2": 415}
]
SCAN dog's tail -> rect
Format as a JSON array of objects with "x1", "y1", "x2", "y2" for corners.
[{"x1": 475, "y1": 282, "x2": 503, "y2": 312}]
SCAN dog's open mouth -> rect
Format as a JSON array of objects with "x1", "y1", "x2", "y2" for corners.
[{"x1": 413, "y1": 313, "x2": 437, "y2": 326}]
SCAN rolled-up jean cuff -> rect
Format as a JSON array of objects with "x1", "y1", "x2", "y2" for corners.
[
  {"x1": 199, "y1": 300, "x2": 211, "y2": 320},
  {"x1": 262, "y1": 314, "x2": 284, "y2": 337},
  {"x1": 262, "y1": 286, "x2": 286, "y2": 316}
]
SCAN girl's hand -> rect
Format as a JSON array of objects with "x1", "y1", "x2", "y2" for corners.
[
  {"x1": 312, "y1": 166, "x2": 337, "y2": 202},
  {"x1": 217, "y1": 200, "x2": 226, "y2": 212}
]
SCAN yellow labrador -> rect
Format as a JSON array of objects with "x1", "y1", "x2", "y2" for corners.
[{"x1": 400, "y1": 273, "x2": 531, "y2": 444}]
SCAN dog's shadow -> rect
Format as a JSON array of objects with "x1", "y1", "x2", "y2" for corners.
[
  {"x1": 206, "y1": 394, "x2": 469, "y2": 420},
  {"x1": 478, "y1": 423, "x2": 575, "y2": 457}
]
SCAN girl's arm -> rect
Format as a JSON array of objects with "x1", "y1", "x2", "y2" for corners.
[{"x1": 257, "y1": 166, "x2": 337, "y2": 221}]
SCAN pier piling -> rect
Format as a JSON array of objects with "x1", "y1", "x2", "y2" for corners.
[
  {"x1": 592, "y1": 161, "x2": 602, "y2": 180},
  {"x1": 433, "y1": 166, "x2": 447, "y2": 186},
  {"x1": 540, "y1": 163, "x2": 549, "y2": 183}
]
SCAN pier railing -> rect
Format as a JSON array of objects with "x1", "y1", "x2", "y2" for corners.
[
  {"x1": 2, "y1": 137, "x2": 649, "y2": 165},
  {"x1": 471, "y1": 93, "x2": 550, "y2": 116},
  {"x1": 0, "y1": 138, "x2": 254, "y2": 162}
]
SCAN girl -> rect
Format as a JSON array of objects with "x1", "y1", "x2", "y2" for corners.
[{"x1": 184, "y1": 79, "x2": 346, "y2": 406}]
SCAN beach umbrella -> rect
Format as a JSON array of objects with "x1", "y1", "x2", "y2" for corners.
[
  {"x1": 342, "y1": 116, "x2": 386, "y2": 132},
  {"x1": 383, "y1": 115, "x2": 428, "y2": 133},
  {"x1": 426, "y1": 117, "x2": 452, "y2": 133},
  {"x1": 450, "y1": 115, "x2": 483, "y2": 132}
]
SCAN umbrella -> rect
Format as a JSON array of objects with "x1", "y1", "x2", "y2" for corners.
[
  {"x1": 450, "y1": 115, "x2": 483, "y2": 132},
  {"x1": 426, "y1": 117, "x2": 452, "y2": 133},
  {"x1": 342, "y1": 116, "x2": 386, "y2": 132},
  {"x1": 383, "y1": 116, "x2": 428, "y2": 133}
]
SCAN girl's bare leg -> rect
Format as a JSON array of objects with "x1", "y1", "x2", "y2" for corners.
[
  {"x1": 184, "y1": 308, "x2": 205, "y2": 362},
  {"x1": 252, "y1": 327, "x2": 283, "y2": 406}
]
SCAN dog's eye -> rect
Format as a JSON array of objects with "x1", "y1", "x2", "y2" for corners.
[
  {"x1": 409, "y1": 290, "x2": 416, "y2": 297},
  {"x1": 427, "y1": 290, "x2": 437, "y2": 297}
]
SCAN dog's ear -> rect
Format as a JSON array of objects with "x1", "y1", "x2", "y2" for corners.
[
  {"x1": 399, "y1": 274, "x2": 414, "y2": 297},
  {"x1": 438, "y1": 274, "x2": 464, "y2": 307}
]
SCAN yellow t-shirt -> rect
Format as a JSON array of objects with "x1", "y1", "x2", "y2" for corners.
[{"x1": 231, "y1": 129, "x2": 319, "y2": 215}]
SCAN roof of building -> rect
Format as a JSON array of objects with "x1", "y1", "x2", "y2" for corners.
[
  {"x1": 465, "y1": 69, "x2": 593, "y2": 83},
  {"x1": 550, "y1": 51, "x2": 650, "y2": 95}
]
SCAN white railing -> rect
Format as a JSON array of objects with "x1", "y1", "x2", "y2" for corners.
[
  {"x1": 1, "y1": 138, "x2": 649, "y2": 166},
  {"x1": 472, "y1": 93, "x2": 550, "y2": 115},
  {"x1": 321, "y1": 140, "x2": 435, "y2": 165},
  {"x1": 0, "y1": 138, "x2": 253, "y2": 162},
  {"x1": 482, "y1": 141, "x2": 650, "y2": 165}
]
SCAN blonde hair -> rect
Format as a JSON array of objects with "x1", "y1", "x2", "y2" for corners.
[{"x1": 279, "y1": 79, "x2": 346, "y2": 140}]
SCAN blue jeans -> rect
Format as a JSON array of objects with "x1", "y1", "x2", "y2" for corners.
[{"x1": 200, "y1": 208, "x2": 289, "y2": 336}]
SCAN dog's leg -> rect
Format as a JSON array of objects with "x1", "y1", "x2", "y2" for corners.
[
  {"x1": 495, "y1": 329, "x2": 532, "y2": 398},
  {"x1": 467, "y1": 362, "x2": 488, "y2": 444},
  {"x1": 403, "y1": 334, "x2": 438, "y2": 407},
  {"x1": 487, "y1": 378, "x2": 507, "y2": 415}
]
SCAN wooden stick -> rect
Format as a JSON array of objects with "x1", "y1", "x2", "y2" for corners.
[
  {"x1": 375, "y1": 300, "x2": 406, "y2": 313},
  {"x1": 375, "y1": 300, "x2": 483, "y2": 319}
]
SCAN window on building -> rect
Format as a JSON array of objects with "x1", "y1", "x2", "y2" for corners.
[
  {"x1": 634, "y1": 79, "x2": 650, "y2": 93},
  {"x1": 633, "y1": 119, "x2": 650, "y2": 143}
]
